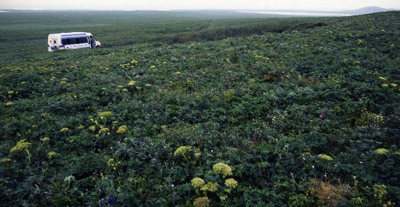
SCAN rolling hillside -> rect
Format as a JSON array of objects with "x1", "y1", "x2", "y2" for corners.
[{"x1": 0, "y1": 11, "x2": 399, "y2": 207}]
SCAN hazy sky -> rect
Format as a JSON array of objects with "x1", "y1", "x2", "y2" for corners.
[{"x1": 1, "y1": 0, "x2": 400, "y2": 11}]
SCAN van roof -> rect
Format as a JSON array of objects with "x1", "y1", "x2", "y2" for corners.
[{"x1": 48, "y1": 32, "x2": 92, "y2": 37}]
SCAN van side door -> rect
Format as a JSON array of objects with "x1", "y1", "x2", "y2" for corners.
[{"x1": 89, "y1": 36, "x2": 95, "y2": 48}]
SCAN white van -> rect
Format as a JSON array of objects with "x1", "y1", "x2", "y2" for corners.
[{"x1": 48, "y1": 32, "x2": 101, "y2": 52}]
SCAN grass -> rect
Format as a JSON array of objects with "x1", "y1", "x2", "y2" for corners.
[{"x1": 0, "y1": 11, "x2": 329, "y2": 54}]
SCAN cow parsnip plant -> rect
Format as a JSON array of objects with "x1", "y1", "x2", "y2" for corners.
[{"x1": 191, "y1": 162, "x2": 238, "y2": 205}]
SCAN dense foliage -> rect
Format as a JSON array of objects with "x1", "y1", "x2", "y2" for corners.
[{"x1": 0, "y1": 11, "x2": 400, "y2": 206}]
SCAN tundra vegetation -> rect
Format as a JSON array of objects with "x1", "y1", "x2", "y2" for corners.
[{"x1": 0, "y1": 10, "x2": 400, "y2": 207}]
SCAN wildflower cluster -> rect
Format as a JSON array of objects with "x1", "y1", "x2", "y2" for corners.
[
  {"x1": 98, "y1": 111, "x2": 113, "y2": 119},
  {"x1": 373, "y1": 184, "x2": 395, "y2": 206},
  {"x1": 128, "y1": 81, "x2": 136, "y2": 86},
  {"x1": 173, "y1": 145, "x2": 201, "y2": 163},
  {"x1": 40, "y1": 137, "x2": 50, "y2": 142},
  {"x1": 107, "y1": 158, "x2": 122, "y2": 170},
  {"x1": 224, "y1": 178, "x2": 238, "y2": 188},
  {"x1": 0, "y1": 158, "x2": 12, "y2": 163},
  {"x1": 374, "y1": 184, "x2": 387, "y2": 200},
  {"x1": 356, "y1": 107, "x2": 384, "y2": 127},
  {"x1": 378, "y1": 76, "x2": 398, "y2": 88},
  {"x1": 213, "y1": 162, "x2": 233, "y2": 178},
  {"x1": 191, "y1": 162, "x2": 238, "y2": 204},
  {"x1": 116, "y1": 125, "x2": 128, "y2": 134},
  {"x1": 89, "y1": 125, "x2": 96, "y2": 132},
  {"x1": 116, "y1": 85, "x2": 129, "y2": 93},
  {"x1": 99, "y1": 128, "x2": 110, "y2": 134},
  {"x1": 89, "y1": 112, "x2": 127, "y2": 135},
  {"x1": 60, "y1": 78, "x2": 68, "y2": 84},
  {"x1": 174, "y1": 146, "x2": 192, "y2": 157},
  {"x1": 191, "y1": 177, "x2": 205, "y2": 188},
  {"x1": 10, "y1": 139, "x2": 31, "y2": 153},
  {"x1": 193, "y1": 197, "x2": 210, "y2": 207},
  {"x1": 374, "y1": 148, "x2": 389, "y2": 155},
  {"x1": 60, "y1": 127, "x2": 69, "y2": 133},
  {"x1": 120, "y1": 59, "x2": 139, "y2": 68},
  {"x1": 317, "y1": 154, "x2": 333, "y2": 161},
  {"x1": 200, "y1": 182, "x2": 219, "y2": 193},
  {"x1": 47, "y1": 151, "x2": 58, "y2": 159}
]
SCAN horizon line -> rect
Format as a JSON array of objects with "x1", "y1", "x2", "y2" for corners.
[{"x1": 0, "y1": 6, "x2": 399, "y2": 12}]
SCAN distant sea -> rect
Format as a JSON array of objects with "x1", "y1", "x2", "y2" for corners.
[{"x1": 239, "y1": 11, "x2": 352, "y2": 16}]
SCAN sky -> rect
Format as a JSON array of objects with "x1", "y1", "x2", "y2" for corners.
[{"x1": 0, "y1": 0, "x2": 400, "y2": 11}]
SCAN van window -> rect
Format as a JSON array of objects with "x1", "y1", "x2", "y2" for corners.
[
  {"x1": 78, "y1": 37, "x2": 88, "y2": 43},
  {"x1": 62, "y1": 37, "x2": 88, "y2": 45}
]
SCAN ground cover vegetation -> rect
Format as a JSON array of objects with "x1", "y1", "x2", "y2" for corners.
[{"x1": 0, "y1": 10, "x2": 399, "y2": 206}]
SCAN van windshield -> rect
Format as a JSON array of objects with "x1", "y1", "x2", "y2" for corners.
[{"x1": 61, "y1": 37, "x2": 88, "y2": 45}]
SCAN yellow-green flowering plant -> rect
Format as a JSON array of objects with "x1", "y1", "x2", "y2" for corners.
[
  {"x1": 98, "y1": 111, "x2": 113, "y2": 119},
  {"x1": 10, "y1": 139, "x2": 32, "y2": 162},
  {"x1": 193, "y1": 197, "x2": 210, "y2": 207},
  {"x1": 191, "y1": 177, "x2": 206, "y2": 197},
  {"x1": 96, "y1": 111, "x2": 113, "y2": 127},
  {"x1": 317, "y1": 154, "x2": 333, "y2": 161},
  {"x1": 128, "y1": 80, "x2": 136, "y2": 86},
  {"x1": 194, "y1": 152, "x2": 201, "y2": 159},
  {"x1": 223, "y1": 178, "x2": 239, "y2": 195},
  {"x1": 40, "y1": 137, "x2": 50, "y2": 143},
  {"x1": 47, "y1": 151, "x2": 58, "y2": 159},
  {"x1": 173, "y1": 146, "x2": 201, "y2": 163},
  {"x1": 224, "y1": 178, "x2": 238, "y2": 189},
  {"x1": 374, "y1": 148, "x2": 389, "y2": 155},
  {"x1": 10, "y1": 139, "x2": 31, "y2": 153},
  {"x1": 213, "y1": 162, "x2": 233, "y2": 178},
  {"x1": 116, "y1": 125, "x2": 128, "y2": 134},
  {"x1": 60, "y1": 127, "x2": 69, "y2": 133},
  {"x1": 355, "y1": 108, "x2": 384, "y2": 127},
  {"x1": 107, "y1": 158, "x2": 122, "y2": 171},
  {"x1": 374, "y1": 184, "x2": 387, "y2": 200},
  {"x1": 88, "y1": 111, "x2": 118, "y2": 135},
  {"x1": 174, "y1": 146, "x2": 192, "y2": 159},
  {"x1": 200, "y1": 181, "x2": 219, "y2": 193},
  {"x1": 99, "y1": 128, "x2": 110, "y2": 134},
  {"x1": 190, "y1": 162, "x2": 238, "y2": 205},
  {"x1": 88, "y1": 125, "x2": 96, "y2": 132},
  {"x1": 0, "y1": 158, "x2": 12, "y2": 164},
  {"x1": 373, "y1": 184, "x2": 394, "y2": 206}
]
